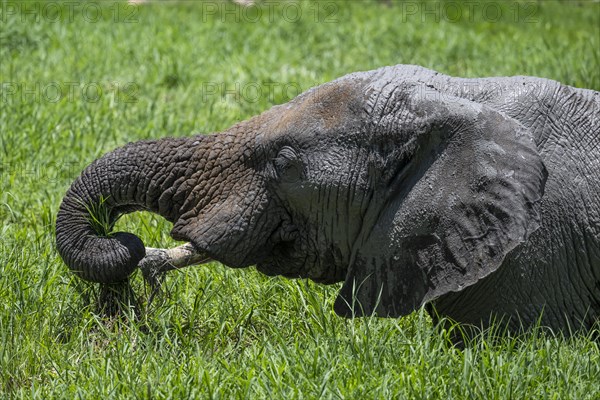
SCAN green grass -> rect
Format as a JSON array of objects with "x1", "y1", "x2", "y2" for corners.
[{"x1": 1, "y1": 0, "x2": 599, "y2": 398}]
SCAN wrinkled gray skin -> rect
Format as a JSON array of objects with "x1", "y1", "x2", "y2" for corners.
[{"x1": 56, "y1": 65, "x2": 600, "y2": 334}]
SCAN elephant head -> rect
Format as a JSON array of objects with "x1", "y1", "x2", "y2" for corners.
[{"x1": 56, "y1": 69, "x2": 547, "y2": 319}]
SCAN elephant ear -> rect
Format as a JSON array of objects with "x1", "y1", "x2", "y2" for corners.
[{"x1": 334, "y1": 87, "x2": 547, "y2": 318}]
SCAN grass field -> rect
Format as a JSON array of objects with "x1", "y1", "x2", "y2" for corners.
[{"x1": 1, "y1": 0, "x2": 599, "y2": 398}]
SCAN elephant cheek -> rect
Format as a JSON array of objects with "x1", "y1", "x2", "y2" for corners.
[{"x1": 255, "y1": 263, "x2": 278, "y2": 276}]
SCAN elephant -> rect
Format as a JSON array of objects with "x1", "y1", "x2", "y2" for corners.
[{"x1": 56, "y1": 64, "x2": 600, "y2": 335}]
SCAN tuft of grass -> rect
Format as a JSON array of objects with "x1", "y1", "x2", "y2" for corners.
[
  {"x1": 81, "y1": 195, "x2": 116, "y2": 238},
  {"x1": 1, "y1": 0, "x2": 599, "y2": 398}
]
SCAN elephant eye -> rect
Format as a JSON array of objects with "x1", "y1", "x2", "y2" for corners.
[{"x1": 274, "y1": 146, "x2": 303, "y2": 183}]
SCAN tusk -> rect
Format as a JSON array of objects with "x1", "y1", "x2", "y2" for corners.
[{"x1": 138, "y1": 243, "x2": 212, "y2": 287}]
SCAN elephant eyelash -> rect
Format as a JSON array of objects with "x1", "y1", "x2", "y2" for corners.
[{"x1": 273, "y1": 146, "x2": 304, "y2": 183}]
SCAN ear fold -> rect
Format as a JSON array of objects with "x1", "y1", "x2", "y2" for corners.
[{"x1": 334, "y1": 88, "x2": 547, "y2": 318}]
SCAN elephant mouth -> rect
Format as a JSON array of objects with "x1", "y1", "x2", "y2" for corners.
[{"x1": 256, "y1": 243, "x2": 346, "y2": 285}]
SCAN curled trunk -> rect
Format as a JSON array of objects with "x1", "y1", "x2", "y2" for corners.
[{"x1": 55, "y1": 136, "x2": 199, "y2": 283}]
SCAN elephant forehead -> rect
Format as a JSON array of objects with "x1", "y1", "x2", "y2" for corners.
[{"x1": 258, "y1": 79, "x2": 366, "y2": 142}]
